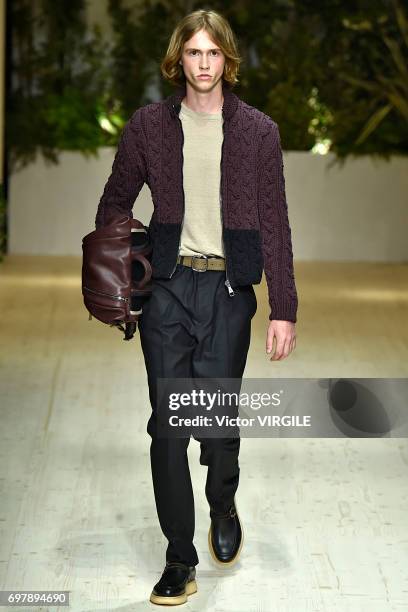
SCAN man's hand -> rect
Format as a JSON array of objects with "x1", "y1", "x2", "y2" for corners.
[{"x1": 266, "y1": 320, "x2": 296, "y2": 361}]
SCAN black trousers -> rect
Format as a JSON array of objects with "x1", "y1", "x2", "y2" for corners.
[{"x1": 138, "y1": 261, "x2": 257, "y2": 567}]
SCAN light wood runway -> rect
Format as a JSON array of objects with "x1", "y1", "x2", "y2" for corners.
[{"x1": 0, "y1": 255, "x2": 407, "y2": 611}]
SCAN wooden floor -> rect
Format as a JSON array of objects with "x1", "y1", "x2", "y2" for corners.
[{"x1": 0, "y1": 255, "x2": 407, "y2": 611}]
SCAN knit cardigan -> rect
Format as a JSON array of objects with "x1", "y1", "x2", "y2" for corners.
[{"x1": 95, "y1": 80, "x2": 298, "y2": 323}]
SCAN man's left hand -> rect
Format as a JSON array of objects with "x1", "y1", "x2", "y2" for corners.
[{"x1": 266, "y1": 320, "x2": 296, "y2": 361}]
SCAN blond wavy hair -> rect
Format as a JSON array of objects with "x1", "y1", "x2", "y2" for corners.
[{"x1": 160, "y1": 9, "x2": 242, "y2": 88}]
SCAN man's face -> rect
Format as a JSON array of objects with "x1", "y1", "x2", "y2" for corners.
[{"x1": 180, "y1": 28, "x2": 226, "y2": 92}]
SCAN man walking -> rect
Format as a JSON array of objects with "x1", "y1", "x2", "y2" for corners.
[{"x1": 95, "y1": 9, "x2": 298, "y2": 606}]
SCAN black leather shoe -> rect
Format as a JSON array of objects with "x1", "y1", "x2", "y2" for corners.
[
  {"x1": 208, "y1": 499, "x2": 244, "y2": 567},
  {"x1": 150, "y1": 561, "x2": 197, "y2": 606}
]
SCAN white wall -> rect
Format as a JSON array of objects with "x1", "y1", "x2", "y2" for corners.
[{"x1": 8, "y1": 149, "x2": 408, "y2": 260}]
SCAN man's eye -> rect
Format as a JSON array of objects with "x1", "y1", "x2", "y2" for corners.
[{"x1": 188, "y1": 50, "x2": 219, "y2": 56}]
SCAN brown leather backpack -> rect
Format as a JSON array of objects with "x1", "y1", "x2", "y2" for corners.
[{"x1": 82, "y1": 215, "x2": 153, "y2": 340}]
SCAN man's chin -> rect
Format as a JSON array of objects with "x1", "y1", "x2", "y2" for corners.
[{"x1": 187, "y1": 76, "x2": 221, "y2": 92}]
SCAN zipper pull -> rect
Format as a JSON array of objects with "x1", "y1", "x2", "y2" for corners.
[
  {"x1": 225, "y1": 279, "x2": 235, "y2": 297},
  {"x1": 88, "y1": 312, "x2": 93, "y2": 320}
]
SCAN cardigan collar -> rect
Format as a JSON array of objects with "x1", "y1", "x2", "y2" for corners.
[{"x1": 164, "y1": 79, "x2": 239, "y2": 120}]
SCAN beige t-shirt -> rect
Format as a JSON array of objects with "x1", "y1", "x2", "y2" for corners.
[{"x1": 178, "y1": 100, "x2": 225, "y2": 258}]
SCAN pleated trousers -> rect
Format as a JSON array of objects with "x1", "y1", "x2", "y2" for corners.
[{"x1": 138, "y1": 261, "x2": 257, "y2": 566}]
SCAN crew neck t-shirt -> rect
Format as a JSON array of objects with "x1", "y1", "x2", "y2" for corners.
[{"x1": 178, "y1": 100, "x2": 225, "y2": 258}]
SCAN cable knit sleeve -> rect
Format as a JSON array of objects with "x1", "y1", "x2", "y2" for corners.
[
  {"x1": 95, "y1": 108, "x2": 147, "y2": 229},
  {"x1": 257, "y1": 117, "x2": 298, "y2": 323}
]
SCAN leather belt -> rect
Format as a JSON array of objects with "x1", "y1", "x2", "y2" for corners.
[{"x1": 177, "y1": 254, "x2": 226, "y2": 272}]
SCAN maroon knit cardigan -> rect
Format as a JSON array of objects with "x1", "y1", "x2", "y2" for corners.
[{"x1": 95, "y1": 80, "x2": 298, "y2": 322}]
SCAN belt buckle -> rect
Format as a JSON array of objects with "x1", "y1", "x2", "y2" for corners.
[{"x1": 191, "y1": 254, "x2": 208, "y2": 272}]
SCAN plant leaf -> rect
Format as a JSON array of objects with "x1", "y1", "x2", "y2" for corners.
[{"x1": 355, "y1": 103, "x2": 393, "y2": 145}]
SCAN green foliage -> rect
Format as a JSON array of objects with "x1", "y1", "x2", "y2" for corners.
[
  {"x1": 8, "y1": 0, "x2": 118, "y2": 171},
  {"x1": 302, "y1": 0, "x2": 408, "y2": 158},
  {"x1": 8, "y1": 0, "x2": 408, "y2": 170}
]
